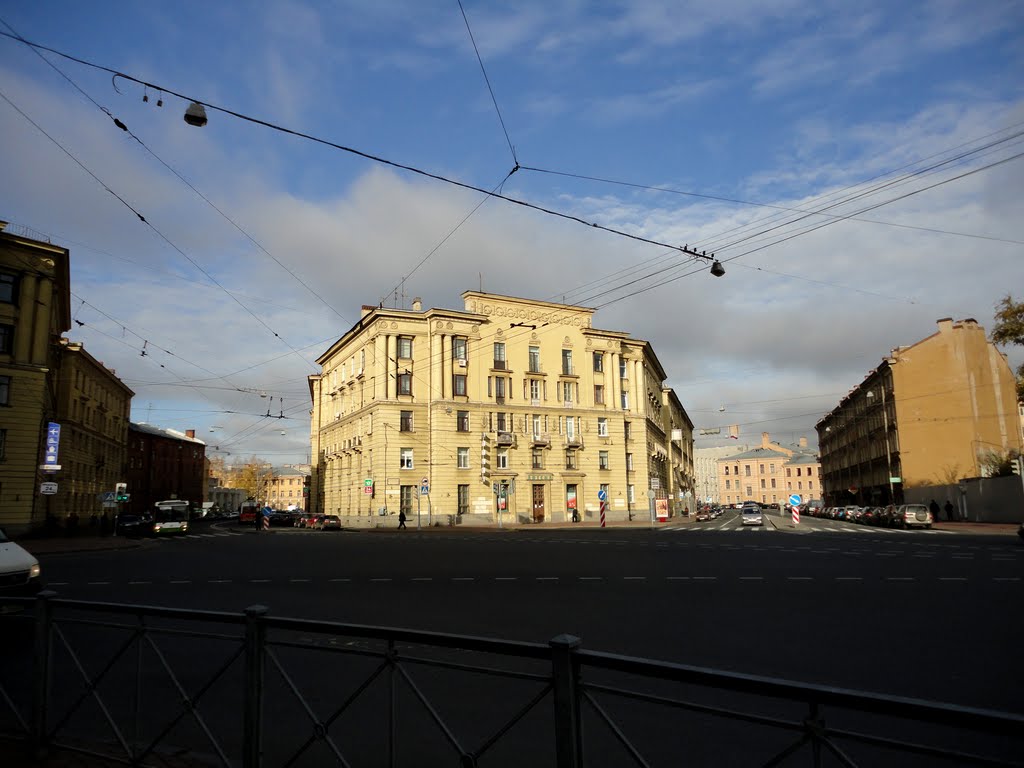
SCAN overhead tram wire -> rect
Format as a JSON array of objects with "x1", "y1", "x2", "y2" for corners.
[
  {"x1": 592, "y1": 148, "x2": 1024, "y2": 310},
  {"x1": 0, "y1": 31, "x2": 712, "y2": 268},
  {"x1": 0, "y1": 17, "x2": 353, "y2": 329},
  {"x1": 458, "y1": 0, "x2": 518, "y2": 167},
  {"x1": 0, "y1": 87, "x2": 320, "y2": 379}
]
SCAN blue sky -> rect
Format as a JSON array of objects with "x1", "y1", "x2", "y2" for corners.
[{"x1": 1, "y1": 0, "x2": 1022, "y2": 464}]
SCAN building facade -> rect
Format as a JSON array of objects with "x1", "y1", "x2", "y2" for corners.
[
  {"x1": 715, "y1": 433, "x2": 821, "y2": 508},
  {"x1": 694, "y1": 444, "x2": 751, "y2": 505},
  {"x1": 309, "y1": 291, "x2": 693, "y2": 524},
  {"x1": 0, "y1": 222, "x2": 71, "y2": 534},
  {"x1": 816, "y1": 318, "x2": 1023, "y2": 506},
  {"x1": 266, "y1": 465, "x2": 311, "y2": 511},
  {"x1": 51, "y1": 339, "x2": 134, "y2": 526},
  {"x1": 125, "y1": 424, "x2": 207, "y2": 514}
]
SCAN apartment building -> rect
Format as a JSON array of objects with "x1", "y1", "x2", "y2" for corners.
[
  {"x1": 125, "y1": 424, "x2": 207, "y2": 515},
  {"x1": 266, "y1": 465, "x2": 311, "y2": 511},
  {"x1": 309, "y1": 291, "x2": 693, "y2": 524},
  {"x1": 51, "y1": 340, "x2": 134, "y2": 525},
  {"x1": 817, "y1": 318, "x2": 1022, "y2": 506},
  {"x1": 694, "y1": 444, "x2": 750, "y2": 505},
  {"x1": 0, "y1": 222, "x2": 71, "y2": 534},
  {"x1": 716, "y1": 433, "x2": 821, "y2": 508}
]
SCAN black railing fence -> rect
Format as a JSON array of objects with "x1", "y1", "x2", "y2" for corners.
[{"x1": 0, "y1": 592, "x2": 1021, "y2": 767}]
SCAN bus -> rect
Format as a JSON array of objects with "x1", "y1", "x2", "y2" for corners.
[
  {"x1": 239, "y1": 500, "x2": 259, "y2": 525},
  {"x1": 152, "y1": 500, "x2": 190, "y2": 535}
]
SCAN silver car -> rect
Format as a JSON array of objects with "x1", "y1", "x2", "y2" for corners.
[
  {"x1": 0, "y1": 527, "x2": 41, "y2": 596},
  {"x1": 741, "y1": 504, "x2": 763, "y2": 526}
]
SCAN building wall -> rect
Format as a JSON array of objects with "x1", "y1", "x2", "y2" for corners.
[
  {"x1": 817, "y1": 318, "x2": 1023, "y2": 504},
  {"x1": 694, "y1": 444, "x2": 750, "y2": 504},
  {"x1": 126, "y1": 426, "x2": 206, "y2": 514},
  {"x1": 0, "y1": 223, "x2": 70, "y2": 534},
  {"x1": 715, "y1": 433, "x2": 821, "y2": 507},
  {"x1": 310, "y1": 292, "x2": 685, "y2": 524},
  {"x1": 51, "y1": 340, "x2": 133, "y2": 526},
  {"x1": 893, "y1": 318, "x2": 1022, "y2": 486}
]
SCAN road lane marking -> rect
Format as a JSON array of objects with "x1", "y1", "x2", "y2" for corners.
[
  {"x1": 938, "y1": 577, "x2": 967, "y2": 582},
  {"x1": 786, "y1": 577, "x2": 813, "y2": 581},
  {"x1": 87, "y1": 581, "x2": 110, "y2": 585},
  {"x1": 250, "y1": 579, "x2": 271, "y2": 583},
  {"x1": 289, "y1": 579, "x2": 310, "y2": 583},
  {"x1": 330, "y1": 578, "x2": 352, "y2": 582},
  {"x1": 495, "y1": 577, "x2": 517, "y2": 581},
  {"x1": 834, "y1": 577, "x2": 862, "y2": 581},
  {"x1": 623, "y1": 576, "x2": 646, "y2": 581},
  {"x1": 993, "y1": 577, "x2": 1021, "y2": 582},
  {"x1": 885, "y1": 577, "x2": 915, "y2": 581},
  {"x1": 666, "y1": 576, "x2": 690, "y2": 580},
  {"x1": 128, "y1": 581, "x2": 151, "y2": 585},
  {"x1": 536, "y1": 577, "x2": 558, "y2": 581},
  {"x1": 48, "y1": 581, "x2": 68, "y2": 586},
  {"x1": 411, "y1": 577, "x2": 432, "y2": 582},
  {"x1": 693, "y1": 576, "x2": 716, "y2": 581},
  {"x1": 371, "y1": 578, "x2": 393, "y2": 582},
  {"x1": 739, "y1": 576, "x2": 763, "y2": 581},
  {"x1": 209, "y1": 579, "x2": 231, "y2": 583},
  {"x1": 170, "y1": 580, "x2": 190, "y2": 584},
  {"x1": 452, "y1": 577, "x2": 474, "y2": 582},
  {"x1": 579, "y1": 577, "x2": 603, "y2": 581}
]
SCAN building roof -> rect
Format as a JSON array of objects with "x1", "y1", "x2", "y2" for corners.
[
  {"x1": 720, "y1": 447, "x2": 791, "y2": 461},
  {"x1": 129, "y1": 422, "x2": 206, "y2": 445},
  {"x1": 785, "y1": 452, "x2": 820, "y2": 465}
]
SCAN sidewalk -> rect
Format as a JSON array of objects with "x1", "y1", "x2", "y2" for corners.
[{"x1": 14, "y1": 532, "x2": 146, "y2": 556}]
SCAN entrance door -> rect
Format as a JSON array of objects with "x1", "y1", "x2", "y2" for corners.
[{"x1": 532, "y1": 485, "x2": 545, "y2": 523}]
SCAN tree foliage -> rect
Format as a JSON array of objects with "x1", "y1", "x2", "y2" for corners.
[
  {"x1": 233, "y1": 456, "x2": 271, "y2": 503},
  {"x1": 979, "y1": 449, "x2": 1022, "y2": 478},
  {"x1": 991, "y1": 295, "x2": 1024, "y2": 401}
]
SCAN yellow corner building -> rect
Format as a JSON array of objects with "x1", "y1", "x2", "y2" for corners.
[{"x1": 309, "y1": 292, "x2": 693, "y2": 526}]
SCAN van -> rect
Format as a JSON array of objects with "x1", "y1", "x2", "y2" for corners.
[{"x1": 0, "y1": 527, "x2": 42, "y2": 595}]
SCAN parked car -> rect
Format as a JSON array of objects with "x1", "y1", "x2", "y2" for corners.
[
  {"x1": 115, "y1": 513, "x2": 152, "y2": 537},
  {"x1": 0, "y1": 527, "x2": 41, "y2": 596},
  {"x1": 695, "y1": 510, "x2": 711, "y2": 522},
  {"x1": 896, "y1": 504, "x2": 933, "y2": 529}
]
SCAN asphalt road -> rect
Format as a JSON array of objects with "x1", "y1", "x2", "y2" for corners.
[{"x1": 5, "y1": 516, "x2": 1022, "y2": 766}]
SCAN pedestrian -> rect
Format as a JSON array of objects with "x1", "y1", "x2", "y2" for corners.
[
  {"x1": 944, "y1": 500, "x2": 955, "y2": 522},
  {"x1": 684, "y1": 506, "x2": 690, "y2": 517},
  {"x1": 928, "y1": 499, "x2": 940, "y2": 522},
  {"x1": 254, "y1": 512, "x2": 261, "y2": 532},
  {"x1": 398, "y1": 509, "x2": 407, "y2": 529}
]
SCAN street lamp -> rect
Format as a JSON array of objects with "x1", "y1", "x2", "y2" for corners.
[{"x1": 866, "y1": 389, "x2": 894, "y2": 504}]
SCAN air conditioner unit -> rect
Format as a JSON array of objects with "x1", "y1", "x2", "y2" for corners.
[{"x1": 457, "y1": 359, "x2": 467, "y2": 367}]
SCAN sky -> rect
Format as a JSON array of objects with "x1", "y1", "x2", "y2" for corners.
[{"x1": 1, "y1": 0, "x2": 1022, "y2": 466}]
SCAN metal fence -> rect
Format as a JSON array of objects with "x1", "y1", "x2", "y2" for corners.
[{"x1": 1, "y1": 591, "x2": 1021, "y2": 767}]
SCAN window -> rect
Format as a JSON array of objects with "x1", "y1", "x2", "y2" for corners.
[
  {"x1": 619, "y1": 359, "x2": 628, "y2": 379},
  {"x1": 495, "y1": 376, "x2": 506, "y2": 401},
  {"x1": 400, "y1": 485, "x2": 414, "y2": 515},
  {"x1": 797, "y1": 467, "x2": 802, "y2": 477},
  {"x1": 725, "y1": 466, "x2": 730, "y2": 476},
  {"x1": 626, "y1": 452, "x2": 633, "y2": 471},
  {"x1": 746, "y1": 486, "x2": 753, "y2": 497},
  {"x1": 798, "y1": 481, "x2": 803, "y2": 490},
  {"x1": 726, "y1": 479, "x2": 731, "y2": 489},
  {"x1": 397, "y1": 337, "x2": 413, "y2": 359},
  {"x1": 599, "y1": 450, "x2": 609, "y2": 470},
  {"x1": 453, "y1": 374, "x2": 467, "y2": 396},
  {"x1": 496, "y1": 412, "x2": 509, "y2": 432},
  {"x1": 597, "y1": 417, "x2": 608, "y2": 437},
  {"x1": 786, "y1": 468, "x2": 792, "y2": 477},
  {"x1": 400, "y1": 410, "x2": 413, "y2": 432},
  {"x1": 745, "y1": 465, "x2": 751, "y2": 476},
  {"x1": 594, "y1": 384, "x2": 604, "y2": 404},
  {"x1": 458, "y1": 485, "x2": 469, "y2": 516},
  {"x1": 0, "y1": 375, "x2": 8, "y2": 406},
  {"x1": 770, "y1": 463, "x2": 775, "y2": 473},
  {"x1": 561, "y1": 349, "x2": 573, "y2": 375},
  {"x1": 593, "y1": 352, "x2": 604, "y2": 372},
  {"x1": 528, "y1": 346, "x2": 541, "y2": 373},
  {"x1": 532, "y1": 414, "x2": 542, "y2": 438},
  {"x1": 562, "y1": 381, "x2": 574, "y2": 404},
  {"x1": 627, "y1": 484, "x2": 635, "y2": 503},
  {"x1": 400, "y1": 448, "x2": 413, "y2": 469},
  {"x1": 620, "y1": 391, "x2": 629, "y2": 410},
  {"x1": 771, "y1": 478, "x2": 776, "y2": 488},
  {"x1": 497, "y1": 448, "x2": 509, "y2": 469},
  {"x1": 532, "y1": 448, "x2": 544, "y2": 469},
  {"x1": 760, "y1": 479, "x2": 766, "y2": 489},
  {"x1": 457, "y1": 410, "x2": 470, "y2": 432},
  {"x1": 529, "y1": 379, "x2": 541, "y2": 404},
  {"x1": 759, "y1": 464, "x2": 765, "y2": 474},
  {"x1": 0, "y1": 324, "x2": 12, "y2": 355},
  {"x1": 0, "y1": 273, "x2": 17, "y2": 304},
  {"x1": 565, "y1": 417, "x2": 576, "y2": 441},
  {"x1": 457, "y1": 447, "x2": 469, "y2": 469},
  {"x1": 397, "y1": 373, "x2": 412, "y2": 396},
  {"x1": 624, "y1": 422, "x2": 632, "y2": 440},
  {"x1": 0, "y1": 428, "x2": 5, "y2": 459},
  {"x1": 565, "y1": 450, "x2": 577, "y2": 470},
  {"x1": 809, "y1": 480, "x2": 814, "y2": 490},
  {"x1": 493, "y1": 342, "x2": 506, "y2": 370},
  {"x1": 453, "y1": 337, "x2": 467, "y2": 361}
]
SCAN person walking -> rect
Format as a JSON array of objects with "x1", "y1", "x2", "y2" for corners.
[
  {"x1": 398, "y1": 509, "x2": 407, "y2": 529},
  {"x1": 929, "y1": 499, "x2": 940, "y2": 522},
  {"x1": 944, "y1": 500, "x2": 955, "y2": 522}
]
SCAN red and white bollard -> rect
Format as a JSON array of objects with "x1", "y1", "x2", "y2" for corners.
[
  {"x1": 600, "y1": 501, "x2": 607, "y2": 528},
  {"x1": 792, "y1": 505, "x2": 800, "y2": 525}
]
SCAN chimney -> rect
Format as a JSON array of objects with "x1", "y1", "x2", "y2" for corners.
[
  {"x1": 361, "y1": 304, "x2": 376, "y2": 318},
  {"x1": 761, "y1": 432, "x2": 770, "y2": 448},
  {"x1": 936, "y1": 317, "x2": 953, "y2": 333},
  {"x1": 186, "y1": 429, "x2": 195, "y2": 439},
  {"x1": 412, "y1": 297, "x2": 423, "y2": 312},
  {"x1": 799, "y1": 436, "x2": 807, "y2": 448}
]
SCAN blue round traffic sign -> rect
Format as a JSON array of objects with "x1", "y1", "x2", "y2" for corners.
[
  {"x1": 598, "y1": 489, "x2": 608, "y2": 502},
  {"x1": 788, "y1": 494, "x2": 801, "y2": 507}
]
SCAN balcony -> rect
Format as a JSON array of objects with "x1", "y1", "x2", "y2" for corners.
[
  {"x1": 532, "y1": 433, "x2": 551, "y2": 446},
  {"x1": 496, "y1": 431, "x2": 517, "y2": 447},
  {"x1": 565, "y1": 436, "x2": 583, "y2": 449}
]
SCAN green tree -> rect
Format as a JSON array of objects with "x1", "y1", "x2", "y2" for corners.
[
  {"x1": 991, "y1": 295, "x2": 1024, "y2": 401},
  {"x1": 234, "y1": 456, "x2": 271, "y2": 504}
]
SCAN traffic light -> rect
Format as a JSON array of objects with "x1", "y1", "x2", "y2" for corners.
[
  {"x1": 1013, "y1": 456, "x2": 1023, "y2": 476},
  {"x1": 115, "y1": 482, "x2": 129, "y2": 502}
]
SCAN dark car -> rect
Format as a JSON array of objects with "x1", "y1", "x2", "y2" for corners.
[
  {"x1": 695, "y1": 510, "x2": 712, "y2": 522},
  {"x1": 115, "y1": 513, "x2": 153, "y2": 537},
  {"x1": 268, "y1": 510, "x2": 294, "y2": 527}
]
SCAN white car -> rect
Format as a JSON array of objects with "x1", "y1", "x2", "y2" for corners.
[
  {"x1": 741, "y1": 504, "x2": 763, "y2": 526},
  {"x1": 0, "y1": 527, "x2": 42, "y2": 596}
]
